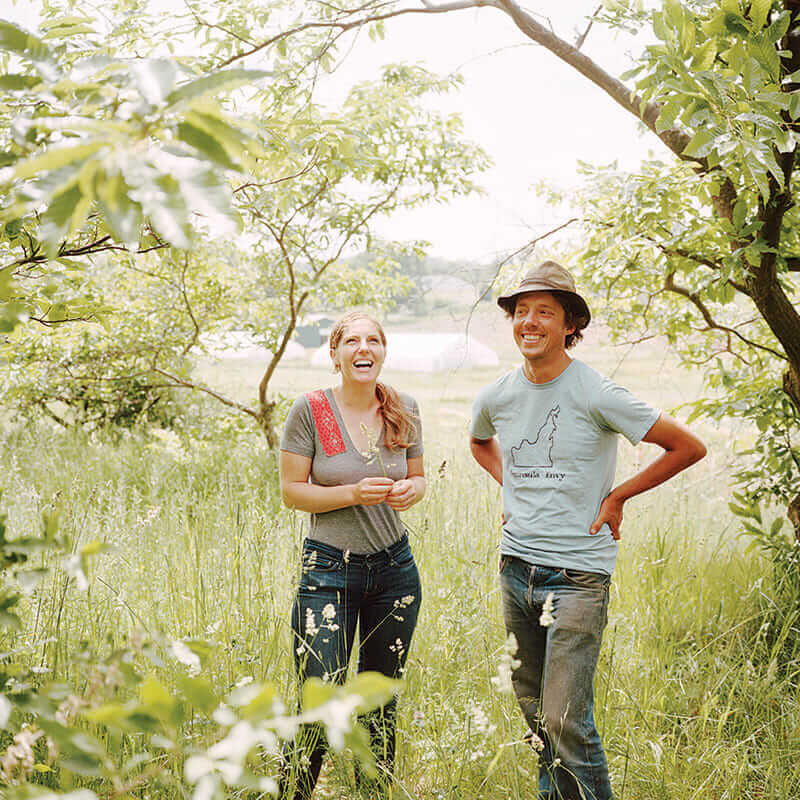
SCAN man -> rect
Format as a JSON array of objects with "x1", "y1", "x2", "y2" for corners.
[{"x1": 470, "y1": 261, "x2": 706, "y2": 800}]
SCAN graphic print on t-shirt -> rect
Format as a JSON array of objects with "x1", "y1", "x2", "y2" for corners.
[{"x1": 511, "y1": 405, "x2": 560, "y2": 468}]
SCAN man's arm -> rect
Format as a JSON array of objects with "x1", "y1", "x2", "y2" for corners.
[
  {"x1": 590, "y1": 413, "x2": 706, "y2": 540},
  {"x1": 470, "y1": 436, "x2": 503, "y2": 486}
]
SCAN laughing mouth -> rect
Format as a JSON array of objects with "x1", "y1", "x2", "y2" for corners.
[{"x1": 353, "y1": 360, "x2": 374, "y2": 368}]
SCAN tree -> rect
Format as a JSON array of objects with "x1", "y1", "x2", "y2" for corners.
[
  {"x1": 0, "y1": 3, "x2": 487, "y2": 445},
  {"x1": 270, "y1": 0, "x2": 798, "y2": 543}
]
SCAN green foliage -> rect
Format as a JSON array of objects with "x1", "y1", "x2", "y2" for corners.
[
  {"x1": 0, "y1": 418, "x2": 797, "y2": 797},
  {"x1": 0, "y1": 2, "x2": 488, "y2": 442},
  {"x1": 0, "y1": 487, "x2": 398, "y2": 795},
  {"x1": 559, "y1": 0, "x2": 800, "y2": 546}
]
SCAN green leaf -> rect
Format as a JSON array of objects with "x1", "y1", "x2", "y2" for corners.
[
  {"x1": 241, "y1": 682, "x2": 279, "y2": 720},
  {"x1": 766, "y1": 10, "x2": 790, "y2": 43},
  {"x1": 96, "y1": 171, "x2": 142, "y2": 248},
  {"x1": 301, "y1": 678, "x2": 335, "y2": 711},
  {"x1": 347, "y1": 671, "x2": 401, "y2": 714},
  {"x1": 789, "y1": 92, "x2": 800, "y2": 120},
  {"x1": 749, "y1": 0, "x2": 772, "y2": 30},
  {"x1": 691, "y1": 39, "x2": 717, "y2": 71},
  {"x1": 0, "y1": 74, "x2": 41, "y2": 90},
  {"x1": 664, "y1": 0, "x2": 683, "y2": 32},
  {"x1": 682, "y1": 128, "x2": 715, "y2": 158},
  {"x1": 165, "y1": 69, "x2": 270, "y2": 108},
  {"x1": 38, "y1": 183, "x2": 83, "y2": 254},
  {"x1": 751, "y1": 34, "x2": 780, "y2": 79},
  {"x1": 732, "y1": 195, "x2": 748, "y2": 228},
  {"x1": 177, "y1": 675, "x2": 218, "y2": 714},
  {"x1": 13, "y1": 142, "x2": 104, "y2": 181},
  {"x1": 177, "y1": 121, "x2": 238, "y2": 170},
  {"x1": 723, "y1": 12, "x2": 750, "y2": 37},
  {"x1": 0, "y1": 20, "x2": 53, "y2": 65},
  {"x1": 656, "y1": 101, "x2": 681, "y2": 133},
  {"x1": 140, "y1": 675, "x2": 175, "y2": 715}
]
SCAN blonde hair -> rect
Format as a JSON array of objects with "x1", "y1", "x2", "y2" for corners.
[{"x1": 329, "y1": 311, "x2": 417, "y2": 451}]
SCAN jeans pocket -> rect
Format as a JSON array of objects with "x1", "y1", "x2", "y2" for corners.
[
  {"x1": 302, "y1": 550, "x2": 342, "y2": 573},
  {"x1": 391, "y1": 543, "x2": 415, "y2": 569},
  {"x1": 560, "y1": 567, "x2": 610, "y2": 590}
]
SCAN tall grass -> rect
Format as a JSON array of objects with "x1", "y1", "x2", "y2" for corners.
[{"x1": 1, "y1": 418, "x2": 798, "y2": 799}]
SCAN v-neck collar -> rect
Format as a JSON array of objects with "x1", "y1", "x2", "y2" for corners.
[{"x1": 326, "y1": 388, "x2": 384, "y2": 456}]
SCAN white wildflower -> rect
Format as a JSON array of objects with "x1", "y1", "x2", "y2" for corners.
[
  {"x1": 524, "y1": 728, "x2": 545, "y2": 752},
  {"x1": 322, "y1": 604, "x2": 336, "y2": 621},
  {"x1": 305, "y1": 608, "x2": 318, "y2": 637},
  {"x1": 491, "y1": 632, "x2": 521, "y2": 694},
  {"x1": 539, "y1": 592, "x2": 555, "y2": 627},
  {"x1": 0, "y1": 695, "x2": 11, "y2": 729},
  {"x1": 388, "y1": 637, "x2": 405, "y2": 656},
  {"x1": 0, "y1": 725, "x2": 42, "y2": 784},
  {"x1": 468, "y1": 701, "x2": 495, "y2": 735},
  {"x1": 393, "y1": 594, "x2": 416, "y2": 608},
  {"x1": 212, "y1": 704, "x2": 237, "y2": 726},
  {"x1": 171, "y1": 640, "x2": 201, "y2": 676}
]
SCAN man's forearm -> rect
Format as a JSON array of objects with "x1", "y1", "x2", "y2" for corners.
[{"x1": 470, "y1": 437, "x2": 503, "y2": 485}]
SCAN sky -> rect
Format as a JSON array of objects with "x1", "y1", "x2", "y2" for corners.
[{"x1": 5, "y1": 1, "x2": 666, "y2": 262}]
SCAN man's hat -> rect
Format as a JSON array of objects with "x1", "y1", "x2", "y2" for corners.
[{"x1": 496, "y1": 260, "x2": 591, "y2": 325}]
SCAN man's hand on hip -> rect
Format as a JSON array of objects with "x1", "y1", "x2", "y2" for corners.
[{"x1": 590, "y1": 493, "x2": 624, "y2": 540}]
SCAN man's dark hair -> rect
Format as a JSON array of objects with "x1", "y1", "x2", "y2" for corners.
[{"x1": 505, "y1": 290, "x2": 590, "y2": 350}]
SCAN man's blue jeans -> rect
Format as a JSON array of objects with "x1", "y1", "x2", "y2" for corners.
[
  {"x1": 280, "y1": 535, "x2": 422, "y2": 800},
  {"x1": 499, "y1": 556, "x2": 613, "y2": 800}
]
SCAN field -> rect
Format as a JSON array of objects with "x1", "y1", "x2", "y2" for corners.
[{"x1": 2, "y1": 306, "x2": 798, "y2": 799}]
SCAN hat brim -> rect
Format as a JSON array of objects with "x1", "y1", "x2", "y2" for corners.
[{"x1": 497, "y1": 285, "x2": 591, "y2": 326}]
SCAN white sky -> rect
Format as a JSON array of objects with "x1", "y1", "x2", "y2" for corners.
[{"x1": 6, "y1": 0, "x2": 666, "y2": 261}]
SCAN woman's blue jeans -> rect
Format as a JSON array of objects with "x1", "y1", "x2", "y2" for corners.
[
  {"x1": 499, "y1": 556, "x2": 613, "y2": 800},
  {"x1": 280, "y1": 535, "x2": 422, "y2": 800}
]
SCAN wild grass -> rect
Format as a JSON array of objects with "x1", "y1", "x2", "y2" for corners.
[{"x1": 1, "y1": 391, "x2": 798, "y2": 799}]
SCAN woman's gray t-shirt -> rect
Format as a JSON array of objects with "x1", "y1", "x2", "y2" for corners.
[{"x1": 280, "y1": 388, "x2": 423, "y2": 554}]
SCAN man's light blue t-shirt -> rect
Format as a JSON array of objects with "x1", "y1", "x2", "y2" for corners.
[{"x1": 470, "y1": 359, "x2": 660, "y2": 576}]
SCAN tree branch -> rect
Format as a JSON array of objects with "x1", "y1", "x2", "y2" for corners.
[
  {"x1": 217, "y1": 0, "x2": 501, "y2": 68},
  {"x1": 178, "y1": 253, "x2": 201, "y2": 358},
  {"x1": 151, "y1": 367, "x2": 260, "y2": 419},
  {"x1": 664, "y1": 272, "x2": 786, "y2": 361},
  {"x1": 575, "y1": 5, "x2": 602, "y2": 50}
]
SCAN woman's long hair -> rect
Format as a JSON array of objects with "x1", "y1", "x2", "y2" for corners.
[{"x1": 329, "y1": 311, "x2": 417, "y2": 451}]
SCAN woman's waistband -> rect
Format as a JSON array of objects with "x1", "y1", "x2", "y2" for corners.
[{"x1": 303, "y1": 533, "x2": 410, "y2": 565}]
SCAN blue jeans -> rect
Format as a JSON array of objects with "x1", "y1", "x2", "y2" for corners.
[
  {"x1": 499, "y1": 556, "x2": 613, "y2": 800},
  {"x1": 280, "y1": 535, "x2": 422, "y2": 800}
]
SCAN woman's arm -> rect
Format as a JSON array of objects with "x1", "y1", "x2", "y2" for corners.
[
  {"x1": 386, "y1": 456, "x2": 426, "y2": 512},
  {"x1": 279, "y1": 450, "x2": 394, "y2": 512}
]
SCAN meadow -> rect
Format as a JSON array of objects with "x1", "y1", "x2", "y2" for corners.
[{"x1": 1, "y1": 307, "x2": 798, "y2": 799}]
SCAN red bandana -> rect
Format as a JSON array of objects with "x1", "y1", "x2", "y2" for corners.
[{"x1": 306, "y1": 390, "x2": 346, "y2": 456}]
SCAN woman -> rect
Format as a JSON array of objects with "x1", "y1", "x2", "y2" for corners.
[{"x1": 278, "y1": 311, "x2": 425, "y2": 800}]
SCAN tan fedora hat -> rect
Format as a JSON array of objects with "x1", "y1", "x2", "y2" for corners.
[{"x1": 496, "y1": 260, "x2": 591, "y2": 325}]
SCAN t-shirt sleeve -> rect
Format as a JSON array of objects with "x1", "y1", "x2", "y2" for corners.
[
  {"x1": 405, "y1": 396, "x2": 424, "y2": 459},
  {"x1": 589, "y1": 376, "x2": 661, "y2": 445},
  {"x1": 280, "y1": 395, "x2": 316, "y2": 458},
  {"x1": 470, "y1": 384, "x2": 496, "y2": 440}
]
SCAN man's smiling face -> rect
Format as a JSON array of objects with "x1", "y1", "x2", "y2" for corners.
[{"x1": 512, "y1": 291, "x2": 575, "y2": 369}]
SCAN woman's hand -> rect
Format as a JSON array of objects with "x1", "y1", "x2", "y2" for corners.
[
  {"x1": 352, "y1": 477, "x2": 394, "y2": 506},
  {"x1": 385, "y1": 479, "x2": 417, "y2": 511}
]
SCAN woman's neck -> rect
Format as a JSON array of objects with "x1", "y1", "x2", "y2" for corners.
[{"x1": 336, "y1": 380, "x2": 378, "y2": 412}]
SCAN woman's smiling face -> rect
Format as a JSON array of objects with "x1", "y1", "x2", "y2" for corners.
[{"x1": 331, "y1": 317, "x2": 386, "y2": 383}]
